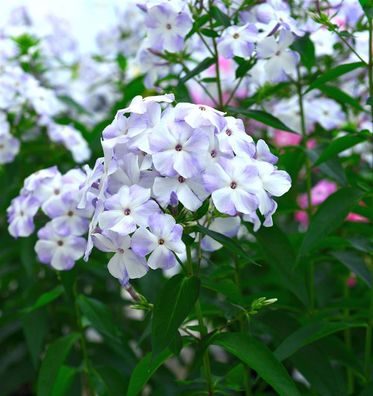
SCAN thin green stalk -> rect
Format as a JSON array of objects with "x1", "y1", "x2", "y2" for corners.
[
  {"x1": 233, "y1": 259, "x2": 252, "y2": 396},
  {"x1": 364, "y1": 16, "x2": 373, "y2": 382},
  {"x1": 186, "y1": 245, "x2": 214, "y2": 395},
  {"x1": 73, "y1": 281, "x2": 94, "y2": 396},
  {"x1": 343, "y1": 284, "x2": 354, "y2": 393},
  {"x1": 296, "y1": 66, "x2": 315, "y2": 313},
  {"x1": 208, "y1": 0, "x2": 224, "y2": 109},
  {"x1": 364, "y1": 285, "x2": 373, "y2": 379},
  {"x1": 368, "y1": 18, "x2": 373, "y2": 130}
]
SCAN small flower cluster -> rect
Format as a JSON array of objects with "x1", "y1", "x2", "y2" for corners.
[
  {"x1": 7, "y1": 167, "x2": 92, "y2": 270},
  {"x1": 0, "y1": 12, "x2": 90, "y2": 164},
  {"x1": 78, "y1": 94, "x2": 291, "y2": 286}
]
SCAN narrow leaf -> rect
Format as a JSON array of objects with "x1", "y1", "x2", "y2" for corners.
[
  {"x1": 298, "y1": 188, "x2": 364, "y2": 259},
  {"x1": 22, "y1": 285, "x2": 64, "y2": 314},
  {"x1": 152, "y1": 274, "x2": 200, "y2": 357},
  {"x1": 306, "y1": 62, "x2": 365, "y2": 92},
  {"x1": 37, "y1": 333, "x2": 79, "y2": 396},
  {"x1": 319, "y1": 85, "x2": 364, "y2": 111},
  {"x1": 315, "y1": 134, "x2": 366, "y2": 165},
  {"x1": 212, "y1": 333, "x2": 301, "y2": 396},
  {"x1": 51, "y1": 366, "x2": 77, "y2": 396},
  {"x1": 275, "y1": 321, "x2": 366, "y2": 361},
  {"x1": 256, "y1": 225, "x2": 308, "y2": 305},
  {"x1": 227, "y1": 107, "x2": 297, "y2": 133},
  {"x1": 180, "y1": 57, "x2": 216, "y2": 84},
  {"x1": 195, "y1": 224, "x2": 247, "y2": 257},
  {"x1": 331, "y1": 251, "x2": 372, "y2": 287},
  {"x1": 127, "y1": 349, "x2": 173, "y2": 396},
  {"x1": 77, "y1": 295, "x2": 121, "y2": 340}
]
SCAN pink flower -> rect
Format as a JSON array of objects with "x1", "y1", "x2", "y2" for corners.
[
  {"x1": 273, "y1": 130, "x2": 302, "y2": 147},
  {"x1": 346, "y1": 213, "x2": 369, "y2": 223}
]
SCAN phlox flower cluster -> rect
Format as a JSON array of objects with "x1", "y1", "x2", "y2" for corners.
[
  {"x1": 77, "y1": 94, "x2": 291, "y2": 286},
  {"x1": 0, "y1": 11, "x2": 90, "y2": 164},
  {"x1": 7, "y1": 167, "x2": 92, "y2": 270}
]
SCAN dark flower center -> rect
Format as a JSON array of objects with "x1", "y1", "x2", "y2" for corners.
[
  {"x1": 124, "y1": 208, "x2": 131, "y2": 215},
  {"x1": 166, "y1": 23, "x2": 172, "y2": 30},
  {"x1": 54, "y1": 189, "x2": 60, "y2": 195},
  {"x1": 178, "y1": 176, "x2": 185, "y2": 183},
  {"x1": 211, "y1": 150, "x2": 217, "y2": 158},
  {"x1": 175, "y1": 144, "x2": 183, "y2": 152},
  {"x1": 117, "y1": 248, "x2": 125, "y2": 254},
  {"x1": 199, "y1": 106, "x2": 206, "y2": 111},
  {"x1": 57, "y1": 240, "x2": 63, "y2": 246},
  {"x1": 67, "y1": 210, "x2": 74, "y2": 217},
  {"x1": 233, "y1": 33, "x2": 240, "y2": 39},
  {"x1": 158, "y1": 239, "x2": 165, "y2": 245},
  {"x1": 230, "y1": 181, "x2": 237, "y2": 189},
  {"x1": 226, "y1": 128, "x2": 232, "y2": 136}
]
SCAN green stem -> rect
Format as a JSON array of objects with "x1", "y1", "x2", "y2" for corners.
[
  {"x1": 233, "y1": 259, "x2": 252, "y2": 396},
  {"x1": 296, "y1": 66, "x2": 315, "y2": 313},
  {"x1": 343, "y1": 284, "x2": 354, "y2": 393},
  {"x1": 364, "y1": 285, "x2": 373, "y2": 379},
  {"x1": 208, "y1": 0, "x2": 224, "y2": 110},
  {"x1": 73, "y1": 280, "x2": 94, "y2": 396},
  {"x1": 368, "y1": 18, "x2": 373, "y2": 129},
  {"x1": 186, "y1": 245, "x2": 214, "y2": 395}
]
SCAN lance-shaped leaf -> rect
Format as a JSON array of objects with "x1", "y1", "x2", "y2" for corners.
[{"x1": 152, "y1": 274, "x2": 200, "y2": 357}]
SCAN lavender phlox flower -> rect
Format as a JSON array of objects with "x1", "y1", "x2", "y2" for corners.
[
  {"x1": 143, "y1": 3, "x2": 192, "y2": 53},
  {"x1": 0, "y1": 129, "x2": 20, "y2": 164},
  {"x1": 132, "y1": 213, "x2": 185, "y2": 270},
  {"x1": 256, "y1": 30, "x2": 299, "y2": 82},
  {"x1": 92, "y1": 230, "x2": 148, "y2": 284},
  {"x1": 35, "y1": 221, "x2": 86, "y2": 270},
  {"x1": 149, "y1": 116, "x2": 210, "y2": 178},
  {"x1": 217, "y1": 116, "x2": 255, "y2": 156},
  {"x1": 218, "y1": 24, "x2": 258, "y2": 59},
  {"x1": 174, "y1": 103, "x2": 226, "y2": 131},
  {"x1": 98, "y1": 184, "x2": 160, "y2": 236},
  {"x1": 153, "y1": 174, "x2": 208, "y2": 211},
  {"x1": 7, "y1": 194, "x2": 39, "y2": 238}
]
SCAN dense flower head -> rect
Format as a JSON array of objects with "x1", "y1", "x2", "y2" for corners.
[
  {"x1": 78, "y1": 95, "x2": 291, "y2": 285},
  {"x1": 7, "y1": 166, "x2": 93, "y2": 270}
]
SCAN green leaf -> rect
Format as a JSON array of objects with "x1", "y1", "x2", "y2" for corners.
[
  {"x1": 180, "y1": 57, "x2": 216, "y2": 84},
  {"x1": 95, "y1": 365, "x2": 128, "y2": 396},
  {"x1": 292, "y1": 34, "x2": 315, "y2": 70},
  {"x1": 234, "y1": 57, "x2": 256, "y2": 79},
  {"x1": 319, "y1": 85, "x2": 364, "y2": 111},
  {"x1": 210, "y1": 6, "x2": 231, "y2": 27},
  {"x1": 359, "y1": 0, "x2": 373, "y2": 18},
  {"x1": 152, "y1": 274, "x2": 200, "y2": 357},
  {"x1": 194, "y1": 224, "x2": 247, "y2": 257},
  {"x1": 360, "y1": 381, "x2": 373, "y2": 396},
  {"x1": 315, "y1": 134, "x2": 366, "y2": 165},
  {"x1": 297, "y1": 188, "x2": 364, "y2": 259},
  {"x1": 22, "y1": 310, "x2": 49, "y2": 368},
  {"x1": 331, "y1": 251, "x2": 372, "y2": 287},
  {"x1": 306, "y1": 62, "x2": 365, "y2": 92},
  {"x1": 255, "y1": 225, "x2": 308, "y2": 305},
  {"x1": 291, "y1": 345, "x2": 347, "y2": 396},
  {"x1": 227, "y1": 107, "x2": 297, "y2": 133},
  {"x1": 22, "y1": 285, "x2": 64, "y2": 314},
  {"x1": 77, "y1": 295, "x2": 121, "y2": 340},
  {"x1": 212, "y1": 333, "x2": 301, "y2": 396},
  {"x1": 127, "y1": 349, "x2": 173, "y2": 396},
  {"x1": 202, "y1": 278, "x2": 243, "y2": 305},
  {"x1": 51, "y1": 366, "x2": 77, "y2": 396},
  {"x1": 274, "y1": 321, "x2": 366, "y2": 361},
  {"x1": 200, "y1": 28, "x2": 219, "y2": 38},
  {"x1": 37, "y1": 333, "x2": 79, "y2": 396}
]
